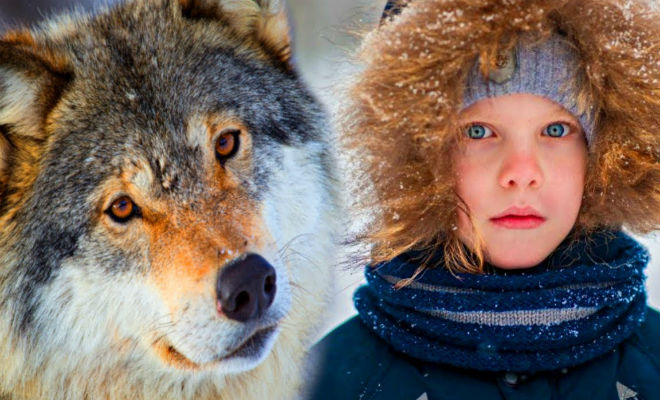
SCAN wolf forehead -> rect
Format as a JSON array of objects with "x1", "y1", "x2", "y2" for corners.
[
  {"x1": 4, "y1": 0, "x2": 328, "y2": 198},
  {"x1": 52, "y1": 0, "x2": 322, "y2": 141}
]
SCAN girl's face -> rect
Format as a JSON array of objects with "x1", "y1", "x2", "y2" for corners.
[{"x1": 455, "y1": 93, "x2": 588, "y2": 269}]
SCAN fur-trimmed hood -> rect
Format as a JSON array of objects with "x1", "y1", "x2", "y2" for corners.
[{"x1": 343, "y1": 0, "x2": 660, "y2": 265}]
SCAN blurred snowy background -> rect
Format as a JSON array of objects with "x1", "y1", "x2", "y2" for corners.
[{"x1": 2, "y1": 0, "x2": 658, "y2": 337}]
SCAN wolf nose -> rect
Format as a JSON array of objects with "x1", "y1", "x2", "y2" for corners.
[{"x1": 216, "y1": 254, "x2": 277, "y2": 322}]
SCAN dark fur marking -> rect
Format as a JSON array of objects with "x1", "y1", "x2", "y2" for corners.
[
  {"x1": 18, "y1": 225, "x2": 82, "y2": 331},
  {"x1": 0, "y1": 185, "x2": 20, "y2": 217},
  {"x1": 9, "y1": 132, "x2": 105, "y2": 331},
  {"x1": 179, "y1": 0, "x2": 223, "y2": 21}
]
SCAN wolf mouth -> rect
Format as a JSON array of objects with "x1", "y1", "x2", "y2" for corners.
[
  {"x1": 156, "y1": 326, "x2": 279, "y2": 371},
  {"x1": 220, "y1": 325, "x2": 278, "y2": 361}
]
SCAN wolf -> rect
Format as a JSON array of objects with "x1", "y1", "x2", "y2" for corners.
[{"x1": 0, "y1": 0, "x2": 338, "y2": 399}]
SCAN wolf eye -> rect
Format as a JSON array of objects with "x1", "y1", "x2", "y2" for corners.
[
  {"x1": 215, "y1": 129, "x2": 241, "y2": 163},
  {"x1": 106, "y1": 196, "x2": 140, "y2": 223},
  {"x1": 465, "y1": 123, "x2": 493, "y2": 139},
  {"x1": 543, "y1": 122, "x2": 570, "y2": 137}
]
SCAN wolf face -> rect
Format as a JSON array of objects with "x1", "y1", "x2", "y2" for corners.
[{"x1": 0, "y1": 1, "x2": 337, "y2": 399}]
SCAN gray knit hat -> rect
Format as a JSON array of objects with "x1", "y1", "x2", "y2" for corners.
[{"x1": 463, "y1": 34, "x2": 595, "y2": 144}]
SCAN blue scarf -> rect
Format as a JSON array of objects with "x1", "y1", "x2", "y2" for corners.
[{"x1": 354, "y1": 231, "x2": 648, "y2": 373}]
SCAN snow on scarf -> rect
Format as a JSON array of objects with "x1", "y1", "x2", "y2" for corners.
[{"x1": 354, "y1": 231, "x2": 648, "y2": 372}]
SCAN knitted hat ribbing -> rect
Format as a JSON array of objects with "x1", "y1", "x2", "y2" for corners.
[{"x1": 463, "y1": 34, "x2": 595, "y2": 144}]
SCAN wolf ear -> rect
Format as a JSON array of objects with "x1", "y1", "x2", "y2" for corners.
[
  {"x1": 179, "y1": 0, "x2": 293, "y2": 66},
  {"x1": 0, "y1": 38, "x2": 71, "y2": 193}
]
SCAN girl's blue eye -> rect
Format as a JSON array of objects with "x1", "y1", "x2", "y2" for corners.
[
  {"x1": 465, "y1": 124, "x2": 492, "y2": 139},
  {"x1": 543, "y1": 122, "x2": 570, "y2": 137}
]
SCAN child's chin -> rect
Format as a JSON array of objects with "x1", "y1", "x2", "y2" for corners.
[{"x1": 485, "y1": 252, "x2": 548, "y2": 270}]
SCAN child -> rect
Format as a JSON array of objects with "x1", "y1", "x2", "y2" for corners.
[{"x1": 307, "y1": 0, "x2": 659, "y2": 399}]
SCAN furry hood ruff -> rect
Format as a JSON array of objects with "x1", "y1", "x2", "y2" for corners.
[{"x1": 343, "y1": 0, "x2": 660, "y2": 264}]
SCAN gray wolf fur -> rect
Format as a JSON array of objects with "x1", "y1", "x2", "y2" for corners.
[{"x1": 0, "y1": 0, "x2": 338, "y2": 398}]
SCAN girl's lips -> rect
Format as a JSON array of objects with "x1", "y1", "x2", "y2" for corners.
[{"x1": 490, "y1": 215, "x2": 546, "y2": 229}]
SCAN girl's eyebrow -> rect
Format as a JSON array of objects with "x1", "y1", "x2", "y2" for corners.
[
  {"x1": 546, "y1": 102, "x2": 579, "y2": 119},
  {"x1": 548, "y1": 109, "x2": 580, "y2": 122}
]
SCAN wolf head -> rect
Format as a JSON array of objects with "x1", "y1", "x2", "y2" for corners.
[{"x1": 0, "y1": 1, "x2": 337, "y2": 398}]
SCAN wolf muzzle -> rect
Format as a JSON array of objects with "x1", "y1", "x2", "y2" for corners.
[{"x1": 216, "y1": 254, "x2": 277, "y2": 322}]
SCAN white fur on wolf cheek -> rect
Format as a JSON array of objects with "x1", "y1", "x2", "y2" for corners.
[
  {"x1": 260, "y1": 143, "x2": 336, "y2": 331},
  {"x1": 0, "y1": 72, "x2": 43, "y2": 138},
  {"x1": 34, "y1": 259, "x2": 164, "y2": 360},
  {"x1": 262, "y1": 144, "x2": 330, "y2": 256}
]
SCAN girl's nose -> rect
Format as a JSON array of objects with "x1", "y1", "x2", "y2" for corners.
[{"x1": 497, "y1": 146, "x2": 544, "y2": 189}]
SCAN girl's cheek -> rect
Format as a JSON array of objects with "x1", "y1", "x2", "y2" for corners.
[
  {"x1": 455, "y1": 145, "x2": 499, "y2": 187},
  {"x1": 454, "y1": 156, "x2": 493, "y2": 215},
  {"x1": 542, "y1": 140, "x2": 588, "y2": 182}
]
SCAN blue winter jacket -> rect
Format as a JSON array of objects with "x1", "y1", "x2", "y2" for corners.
[{"x1": 306, "y1": 308, "x2": 659, "y2": 400}]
